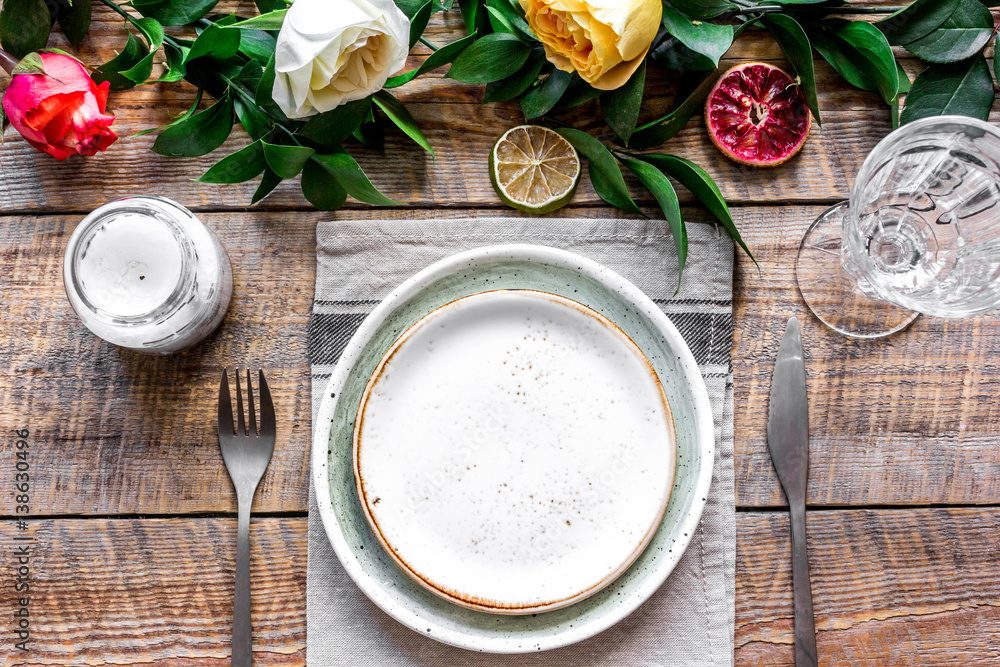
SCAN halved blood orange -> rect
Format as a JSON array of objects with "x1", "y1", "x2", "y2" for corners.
[{"x1": 704, "y1": 62, "x2": 812, "y2": 168}]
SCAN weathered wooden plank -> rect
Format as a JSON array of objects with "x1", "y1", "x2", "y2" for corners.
[
  {"x1": 736, "y1": 508, "x2": 1000, "y2": 665},
  {"x1": 0, "y1": 4, "x2": 964, "y2": 213},
  {"x1": 0, "y1": 517, "x2": 306, "y2": 665},
  {"x1": 1, "y1": 207, "x2": 998, "y2": 515},
  {"x1": 729, "y1": 205, "x2": 1000, "y2": 508},
  {"x1": 3, "y1": 508, "x2": 999, "y2": 664}
]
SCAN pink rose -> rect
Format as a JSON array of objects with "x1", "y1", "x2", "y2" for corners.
[{"x1": 2, "y1": 52, "x2": 117, "y2": 160}]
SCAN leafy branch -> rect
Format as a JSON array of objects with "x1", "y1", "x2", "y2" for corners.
[{"x1": 71, "y1": 0, "x2": 475, "y2": 210}]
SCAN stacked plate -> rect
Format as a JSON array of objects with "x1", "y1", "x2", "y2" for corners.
[{"x1": 312, "y1": 245, "x2": 714, "y2": 653}]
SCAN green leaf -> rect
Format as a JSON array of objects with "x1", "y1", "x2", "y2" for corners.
[
  {"x1": 94, "y1": 32, "x2": 146, "y2": 91},
  {"x1": 483, "y1": 49, "x2": 546, "y2": 102},
  {"x1": 620, "y1": 156, "x2": 687, "y2": 283},
  {"x1": 311, "y1": 151, "x2": 403, "y2": 206},
  {"x1": 900, "y1": 55, "x2": 994, "y2": 124},
  {"x1": 301, "y1": 159, "x2": 348, "y2": 211},
  {"x1": 238, "y1": 29, "x2": 277, "y2": 65},
  {"x1": 810, "y1": 20, "x2": 898, "y2": 103},
  {"x1": 994, "y1": 33, "x2": 1000, "y2": 88},
  {"x1": 121, "y1": 18, "x2": 165, "y2": 83},
  {"x1": 808, "y1": 25, "x2": 875, "y2": 92},
  {"x1": 485, "y1": 0, "x2": 534, "y2": 42},
  {"x1": 197, "y1": 140, "x2": 267, "y2": 183},
  {"x1": 134, "y1": 87, "x2": 202, "y2": 137},
  {"x1": 763, "y1": 14, "x2": 820, "y2": 126},
  {"x1": 638, "y1": 153, "x2": 755, "y2": 264},
  {"x1": 222, "y1": 9, "x2": 287, "y2": 30},
  {"x1": 395, "y1": 0, "x2": 432, "y2": 17},
  {"x1": 902, "y1": 0, "x2": 993, "y2": 64},
  {"x1": 11, "y1": 52, "x2": 46, "y2": 76},
  {"x1": 234, "y1": 96, "x2": 271, "y2": 141},
  {"x1": 409, "y1": 1, "x2": 434, "y2": 48},
  {"x1": 256, "y1": 54, "x2": 291, "y2": 122},
  {"x1": 262, "y1": 141, "x2": 316, "y2": 179},
  {"x1": 57, "y1": 0, "x2": 92, "y2": 48},
  {"x1": 158, "y1": 43, "x2": 188, "y2": 83},
  {"x1": 0, "y1": 0, "x2": 51, "y2": 59},
  {"x1": 385, "y1": 32, "x2": 477, "y2": 88},
  {"x1": 666, "y1": 0, "x2": 736, "y2": 20},
  {"x1": 354, "y1": 116, "x2": 385, "y2": 151},
  {"x1": 660, "y1": 4, "x2": 733, "y2": 68},
  {"x1": 557, "y1": 78, "x2": 603, "y2": 108},
  {"x1": 255, "y1": 0, "x2": 285, "y2": 13},
  {"x1": 129, "y1": 0, "x2": 219, "y2": 26},
  {"x1": 554, "y1": 128, "x2": 641, "y2": 214},
  {"x1": 628, "y1": 69, "x2": 717, "y2": 149},
  {"x1": 895, "y1": 61, "x2": 911, "y2": 95},
  {"x1": 185, "y1": 16, "x2": 242, "y2": 62},
  {"x1": 837, "y1": 21, "x2": 899, "y2": 103},
  {"x1": 458, "y1": 0, "x2": 489, "y2": 35},
  {"x1": 373, "y1": 91, "x2": 434, "y2": 155},
  {"x1": 300, "y1": 97, "x2": 373, "y2": 146},
  {"x1": 521, "y1": 68, "x2": 572, "y2": 119},
  {"x1": 600, "y1": 61, "x2": 645, "y2": 144},
  {"x1": 446, "y1": 33, "x2": 531, "y2": 84},
  {"x1": 252, "y1": 167, "x2": 283, "y2": 204},
  {"x1": 152, "y1": 95, "x2": 234, "y2": 157},
  {"x1": 876, "y1": 0, "x2": 961, "y2": 45}
]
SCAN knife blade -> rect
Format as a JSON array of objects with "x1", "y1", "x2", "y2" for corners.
[{"x1": 767, "y1": 317, "x2": 817, "y2": 667}]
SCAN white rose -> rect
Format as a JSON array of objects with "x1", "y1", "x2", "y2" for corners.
[{"x1": 272, "y1": 0, "x2": 411, "y2": 119}]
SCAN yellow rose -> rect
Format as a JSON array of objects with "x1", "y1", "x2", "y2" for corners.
[{"x1": 519, "y1": 0, "x2": 661, "y2": 91}]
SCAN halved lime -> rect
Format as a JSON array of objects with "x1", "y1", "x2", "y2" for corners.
[{"x1": 489, "y1": 125, "x2": 581, "y2": 214}]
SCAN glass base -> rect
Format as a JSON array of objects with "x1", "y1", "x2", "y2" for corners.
[{"x1": 796, "y1": 202, "x2": 920, "y2": 339}]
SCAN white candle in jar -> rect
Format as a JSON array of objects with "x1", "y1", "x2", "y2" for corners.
[{"x1": 64, "y1": 196, "x2": 233, "y2": 354}]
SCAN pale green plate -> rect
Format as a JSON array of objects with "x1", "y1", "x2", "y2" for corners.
[{"x1": 312, "y1": 245, "x2": 714, "y2": 653}]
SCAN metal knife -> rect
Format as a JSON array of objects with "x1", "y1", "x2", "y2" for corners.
[{"x1": 767, "y1": 317, "x2": 817, "y2": 667}]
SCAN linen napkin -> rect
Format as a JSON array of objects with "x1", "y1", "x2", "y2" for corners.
[{"x1": 308, "y1": 217, "x2": 735, "y2": 665}]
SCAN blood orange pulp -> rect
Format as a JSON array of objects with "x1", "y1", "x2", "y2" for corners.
[{"x1": 704, "y1": 62, "x2": 811, "y2": 167}]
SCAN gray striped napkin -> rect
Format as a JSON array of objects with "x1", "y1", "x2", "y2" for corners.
[{"x1": 308, "y1": 217, "x2": 735, "y2": 666}]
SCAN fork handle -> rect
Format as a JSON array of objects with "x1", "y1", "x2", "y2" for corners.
[
  {"x1": 790, "y1": 498, "x2": 817, "y2": 667},
  {"x1": 233, "y1": 493, "x2": 253, "y2": 667}
]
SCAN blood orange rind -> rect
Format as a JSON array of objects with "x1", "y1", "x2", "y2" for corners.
[{"x1": 704, "y1": 62, "x2": 812, "y2": 168}]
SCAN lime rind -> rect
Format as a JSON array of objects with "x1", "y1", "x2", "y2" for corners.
[{"x1": 490, "y1": 125, "x2": 581, "y2": 215}]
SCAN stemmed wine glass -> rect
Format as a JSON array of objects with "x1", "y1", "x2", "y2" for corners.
[{"x1": 796, "y1": 115, "x2": 1000, "y2": 338}]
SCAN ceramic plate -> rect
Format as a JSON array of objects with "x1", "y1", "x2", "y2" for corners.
[
  {"x1": 312, "y1": 245, "x2": 714, "y2": 653},
  {"x1": 353, "y1": 289, "x2": 677, "y2": 614}
]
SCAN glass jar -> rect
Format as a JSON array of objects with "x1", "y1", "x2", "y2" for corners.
[{"x1": 63, "y1": 196, "x2": 233, "y2": 354}]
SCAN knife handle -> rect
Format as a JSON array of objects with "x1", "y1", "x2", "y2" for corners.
[{"x1": 789, "y1": 499, "x2": 817, "y2": 667}]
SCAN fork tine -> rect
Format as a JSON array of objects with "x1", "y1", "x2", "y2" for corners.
[
  {"x1": 218, "y1": 368, "x2": 234, "y2": 438},
  {"x1": 246, "y1": 368, "x2": 257, "y2": 437},
  {"x1": 235, "y1": 367, "x2": 246, "y2": 436},
  {"x1": 258, "y1": 369, "x2": 276, "y2": 438}
]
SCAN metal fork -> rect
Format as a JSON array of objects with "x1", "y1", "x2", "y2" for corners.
[{"x1": 218, "y1": 368, "x2": 276, "y2": 667}]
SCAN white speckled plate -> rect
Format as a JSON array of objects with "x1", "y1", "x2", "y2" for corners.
[
  {"x1": 312, "y1": 245, "x2": 714, "y2": 653},
  {"x1": 354, "y1": 289, "x2": 677, "y2": 615}
]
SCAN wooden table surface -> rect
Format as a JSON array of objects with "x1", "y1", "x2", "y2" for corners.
[{"x1": 2, "y1": 3, "x2": 1000, "y2": 665}]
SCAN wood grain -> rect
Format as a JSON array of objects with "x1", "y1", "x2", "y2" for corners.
[
  {"x1": 2, "y1": 4, "x2": 999, "y2": 663},
  {"x1": 3, "y1": 509, "x2": 999, "y2": 665},
  {"x1": 0, "y1": 517, "x2": 306, "y2": 666},
  {"x1": 736, "y1": 508, "x2": 1000, "y2": 665},
  {"x1": 1, "y1": 207, "x2": 999, "y2": 515}
]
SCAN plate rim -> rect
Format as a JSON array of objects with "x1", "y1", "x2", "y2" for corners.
[
  {"x1": 311, "y1": 243, "x2": 715, "y2": 653},
  {"x1": 352, "y1": 288, "x2": 679, "y2": 614}
]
